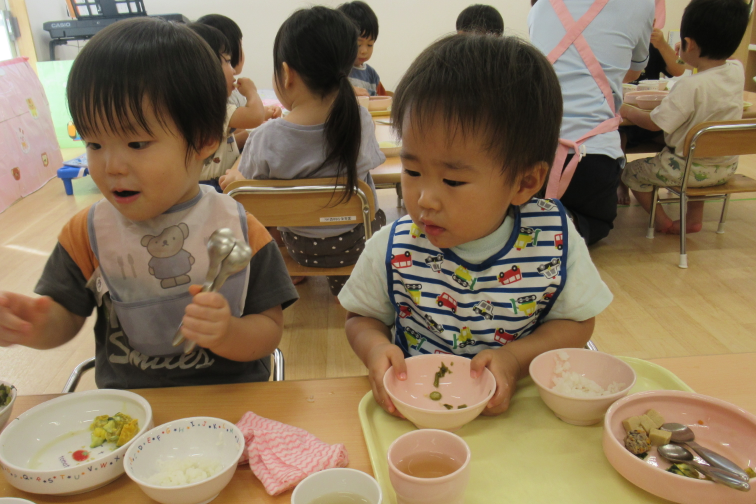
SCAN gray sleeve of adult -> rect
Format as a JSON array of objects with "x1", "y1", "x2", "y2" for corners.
[
  {"x1": 242, "y1": 241, "x2": 299, "y2": 315},
  {"x1": 34, "y1": 243, "x2": 96, "y2": 318}
]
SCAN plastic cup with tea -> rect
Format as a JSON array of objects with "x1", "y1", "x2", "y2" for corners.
[
  {"x1": 290, "y1": 468, "x2": 382, "y2": 504},
  {"x1": 387, "y1": 429, "x2": 471, "y2": 504}
]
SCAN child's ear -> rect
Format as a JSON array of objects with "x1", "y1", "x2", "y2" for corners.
[
  {"x1": 195, "y1": 140, "x2": 220, "y2": 161},
  {"x1": 281, "y1": 62, "x2": 295, "y2": 89},
  {"x1": 511, "y1": 162, "x2": 549, "y2": 205}
]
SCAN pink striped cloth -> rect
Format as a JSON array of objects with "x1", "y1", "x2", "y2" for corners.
[{"x1": 235, "y1": 412, "x2": 349, "y2": 495}]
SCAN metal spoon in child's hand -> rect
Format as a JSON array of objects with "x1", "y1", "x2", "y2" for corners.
[
  {"x1": 172, "y1": 229, "x2": 237, "y2": 348},
  {"x1": 657, "y1": 444, "x2": 750, "y2": 491},
  {"x1": 182, "y1": 241, "x2": 253, "y2": 354},
  {"x1": 661, "y1": 422, "x2": 750, "y2": 481}
]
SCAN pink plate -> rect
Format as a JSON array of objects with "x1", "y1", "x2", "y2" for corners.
[{"x1": 603, "y1": 390, "x2": 756, "y2": 504}]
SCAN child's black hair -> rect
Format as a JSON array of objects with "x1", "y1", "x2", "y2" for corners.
[
  {"x1": 337, "y1": 1, "x2": 379, "y2": 41},
  {"x1": 456, "y1": 4, "x2": 504, "y2": 36},
  {"x1": 68, "y1": 17, "x2": 227, "y2": 163},
  {"x1": 273, "y1": 7, "x2": 362, "y2": 201},
  {"x1": 392, "y1": 34, "x2": 562, "y2": 183},
  {"x1": 680, "y1": 0, "x2": 749, "y2": 60},
  {"x1": 187, "y1": 22, "x2": 231, "y2": 60},
  {"x1": 196, "y1": 14, "x2": 244, "y2": 68}
]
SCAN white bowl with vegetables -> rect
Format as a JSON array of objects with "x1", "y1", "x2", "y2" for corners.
[
  {"x1": 0, "y1": 389, "x2": 152, "y2": 495},
  {"x1": 124, "y1": 417, "x2": 245, "y2": 504},
  {"x1": 0, "y1": 381, "x2": 17, "y2": 431}
]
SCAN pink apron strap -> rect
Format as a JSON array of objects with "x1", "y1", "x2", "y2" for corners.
[
  {"x1": 654, "y1": 0, "x2": 666, "y2": 29},
  {"x1": 544, "y1": 0, "x2": 621, "y2": 199},
  {"x1": 545, "y1": 115, "x2": 622, "y2": 198}
]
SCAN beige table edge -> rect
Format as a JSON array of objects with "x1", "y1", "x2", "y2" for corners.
[{"x1": 4, "y1": 353, "x2": 756, "y2": 502}]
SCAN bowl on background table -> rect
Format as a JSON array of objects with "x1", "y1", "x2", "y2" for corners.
[
  {"x1": 384, "y1": 354, "x2": 495, "y2": 431},
  {"x1": 624, "y1": 90, "x2": 668, "y2": 106},
  {"x1": 124, "y1": 417, "x2": 244, "y2": 504},
  {"x1": 368, "y1": 96, "x2": 392, "y2": 111},
  {"x1": 529, "y1": 348, "x2": 636, "y2": 426},
  {"x1": 0, "y1": 389, "x2": 152, "y2": 495},
  {"x1": 603, "y1": 390, "x2": 756, "y2": 504},
  {"x1": 291, "y1": 468, "x2": 382, "y2": 504},
  {"x1": 636, "y1": 94, "x2": 667, "y2": 110}
]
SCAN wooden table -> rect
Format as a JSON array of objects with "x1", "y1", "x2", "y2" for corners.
[{"x1": 3, "y1": 353, "x2": 756, "y2": 502}]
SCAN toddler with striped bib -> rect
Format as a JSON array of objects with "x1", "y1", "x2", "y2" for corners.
[{"x1": 340, "y1": 34, "x2": 613, "y2": 417}]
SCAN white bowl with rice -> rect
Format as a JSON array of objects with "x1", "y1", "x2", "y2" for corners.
[
  {"x1": 529, "y1": 348, "x2": 636, "y2": 426},
  {"x1": 124, "y1": 417, "x2": 244, "y2": 504}
]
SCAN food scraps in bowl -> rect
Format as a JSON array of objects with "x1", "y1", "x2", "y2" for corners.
[
  {"x1": 148, "y1": 457, "x2": 223, "y2": 487},
  {"x1": 0, "y1": 384, "x2": 12, "y2": 407}
]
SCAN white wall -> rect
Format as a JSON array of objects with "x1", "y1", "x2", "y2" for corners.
[{"x1": 27, "y1": 0, "x2": 689, "y2": 89}]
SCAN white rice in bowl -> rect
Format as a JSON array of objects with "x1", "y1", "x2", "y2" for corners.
[
  {"x1": 551, "y1": 351, "x2": 625, "y2": 397},
  {"x1": 148, "y1": 457, "x2": 223, "y2": 486}
]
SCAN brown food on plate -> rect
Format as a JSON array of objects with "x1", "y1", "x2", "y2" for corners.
[{"x1": 624, "y1": 429, "x2": 651, "y2": 455}]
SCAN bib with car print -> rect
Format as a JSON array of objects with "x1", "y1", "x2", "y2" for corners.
[{"x1": 388, "y1": 198, "x2": 568, "y2": 357}]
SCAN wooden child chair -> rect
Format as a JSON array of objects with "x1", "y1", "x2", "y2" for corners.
[
  {"x1": 646, "y1": 119, "x2": 756, "y2": 268},
  {"x1": 226, "y1": 177, "x2": 376, "y2": 277}
]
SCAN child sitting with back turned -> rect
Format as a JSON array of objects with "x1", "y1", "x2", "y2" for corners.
[
  {"x1": 0, "y1": 18, "x2": 298, "y2": 388},
  {"x1": 337, "y1": 1, "x2": 387, "y2": 96},
  {"x1": 456, "y1": 4, "x2": 504, "y2": 35},
  {"x1": 221, "y1": 6, "x2": 386, "y2": 297},
  {"x1": 620, "y1": 0, "x2": 749, "y2": 234},
  {"x1": 340, "y1": 34, "x2": 613, "y2": 416},
  {"x1": 188, "y1": 23, "x2": 271, "y2": 192}
]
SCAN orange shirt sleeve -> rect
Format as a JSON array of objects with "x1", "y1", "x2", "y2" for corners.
[
  {"x1": 57, "y1": 206, "x2": 99, "y2": 281},
  {"x1": 245, "y1": 213, "x2": 274, "y2": 254}
]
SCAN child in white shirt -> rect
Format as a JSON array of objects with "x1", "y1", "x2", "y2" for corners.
[
  {"x1": 340, "y1": 34, "x2": 612, "y2": 417},
  {"x1": 620, "y1": 0, "x2": 749, "y2": 234}
]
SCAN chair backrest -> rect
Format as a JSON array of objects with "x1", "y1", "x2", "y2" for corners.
[
  {"x1": 683, "y1": 119, "x2": 756, "y2": 158},
  {"x1": 225, "y1": 178, "x2": 376, "y2": 239}
]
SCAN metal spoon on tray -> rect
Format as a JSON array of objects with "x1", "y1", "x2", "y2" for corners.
[
  {"x1": 657, "y1": 444, "x2": 750, "y2": 491},
  {"x1": 180, "y1": 240, "x2": 253, "y2": 354},
  {"x1": 661, "y1": 422, "x2": 749, "y2": 481},
  {"x1": 171, "y1": 229, "x2": 237, "y2": 348}
]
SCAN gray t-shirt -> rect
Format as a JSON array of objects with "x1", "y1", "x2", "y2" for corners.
[
  {"x1": 35, "y1": 240, "x2": 298, "y2": 389},
  {"x1": 238, "y1": 106, "x2": 386, "y2": 238}
]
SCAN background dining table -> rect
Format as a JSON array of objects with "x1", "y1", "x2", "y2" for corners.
[{"x1": 2, "y1": 352, "x2": 756, "y2": 503}]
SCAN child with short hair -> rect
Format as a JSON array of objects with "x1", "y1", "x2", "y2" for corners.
[
  {"x1": 221, "y1": 7, "x2": 386, "y2": 297},
  {"x1": 340, "y1": 34, "x2": 612, "y2": 416},
  {"x1": 196, "y1": 14, "x2": 281, "y2": 149},
  {"x1": 188, "y1": 23, "x2": 270, "y2": 192},
  {"x1": 456, "y1": 4, "x2": 504, "y2": 35},
  {"x1": 0, "y1": 18, "x2": 298, "y2": 388},
  {"x1": 337, "y1": 1, "x2": 387, "y2": 96},
  {"x1": 620, "y1": 0, "x2": 749, "y2": 235}
]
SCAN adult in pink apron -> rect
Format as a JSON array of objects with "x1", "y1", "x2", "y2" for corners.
[{"x1": 529, "y1": 0, "x2": 654, "y2": 244}]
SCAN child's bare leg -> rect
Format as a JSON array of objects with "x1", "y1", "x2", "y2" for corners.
[
  {"x1": 667, "y1": 201, "x2": 704, "y2": 235},
  {"x1": 632, "y1": 189, "x2": 673, "y2": 233},
  {"x1": 617, "y1": 179, "x2": 631, "y2": 205}
]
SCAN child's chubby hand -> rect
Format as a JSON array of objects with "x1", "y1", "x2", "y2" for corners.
[
  {"x1": 0, "y1": 292, "x2": 53, "y2": 347},
  {"x1": 353, "y1": 86, "x2": 369, "y2": 97},
  {"x1": 235, "y1": 77, "x2": 258, "y2": 98},
  {"x1": 470, "y1": 348, "x2": 522, "y2": 416},
  {"x1": 179, "y1": 285, "x2": 232, "y2": 351},
  {"x1": 650, "y1": 28, "x2": 666, "y2": 50},
  {"x1": 219, "y1": 169, "x2": 243, "y2": 191},
  {"x1": 265, "y1": 105, "x2": 282, "y2": 120},
  {"x1": 366, "y1": 342, "x2": 407, "y2": 418},
  {"x1": 619, "y1": 103, "x2": 633, "y2": 119}
]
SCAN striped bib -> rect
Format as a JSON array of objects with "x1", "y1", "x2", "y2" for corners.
[{"x1": 387, "y1": 198, "x2": 568, "y2": 357}]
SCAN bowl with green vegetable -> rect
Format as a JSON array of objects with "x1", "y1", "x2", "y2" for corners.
[
  {"x1": 383, "y1": 354, "x2": 495, "y2": 431},
  {"x1": 0, "y1": 380, "x2": 17, "y2": 431},
  {"x1": 0, "y1": 389, "x2": 152, "y2": 496}
]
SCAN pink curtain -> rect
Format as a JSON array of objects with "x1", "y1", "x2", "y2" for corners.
[{"x1": 0, "y1": 57, "x2": 63, "y2": 213}]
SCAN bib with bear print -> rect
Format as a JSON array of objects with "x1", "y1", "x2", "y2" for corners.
[
  {"x1": 88, "y1": 186, "x2": 249, "y2": 356},
  {"x1": 387, "y1": 198, "x2": 568, "y2": 357}
]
